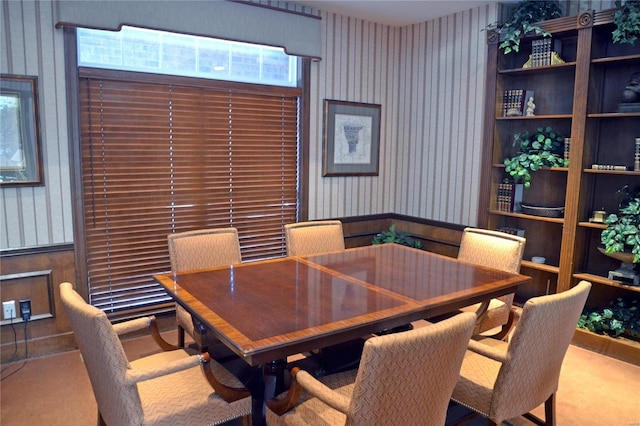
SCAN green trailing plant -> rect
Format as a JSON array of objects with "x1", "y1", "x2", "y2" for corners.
[
  {"x1": 601, "y1": 186, "x2": 640, "y2": 263},
  {"x1": 578, "y1": 297, "x2": 640, "y2": 339},
  {"x1": 372, "y1": 224, "x2": 423, "y2": 249},
  {"x1": 503, "y1": 126, "x2": 567, "y2": 188},
  {"x1": 489, "y1": 0, "x2": 563, "y2": 54},
  {"x1": 613, "y1": 0, "x2": 640, "y2": 45}
]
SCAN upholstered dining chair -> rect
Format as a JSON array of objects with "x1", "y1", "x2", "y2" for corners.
[
  {"x1": 451, "y1": 280, "x2": 591, "y2": 426},
  {"x1": 284, "y1": 220, "x2": 345, "y2": 256},
  {"x1": 457, "y1": 227, "x2": 526, "y2": 338},
  {"x1": 267, "y1": 312, "x2": 477, "y2": 426},
  {"x1": 59, "y1": 282, "x2": 251, "y2": 426},
  {"x1": 167, "y1": 228, "x2": 242, "y2": 348}
]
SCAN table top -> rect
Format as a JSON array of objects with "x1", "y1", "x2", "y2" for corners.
[{"x1": 154, "y1": 244, "x2": 529, "y2": 366}]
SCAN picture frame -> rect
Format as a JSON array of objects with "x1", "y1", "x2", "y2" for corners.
[
  {"x1": 322, "y1": 99, "x2": 381, "y2": 176},
  {"x1": 0, "y1": 74, "x2": 43, "y2": 186}
]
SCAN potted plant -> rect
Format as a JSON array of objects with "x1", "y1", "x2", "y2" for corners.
[
  {"x1": 613, "y1": 0, "x2": 640, "y2": 45},
  {"x1": 489, "y1": 0, "x2": 563, "y2": 54},
  {"x1": 503, "y1": 126, "x2": 568, "y2": 188},
  {"x1": 372, "y1": 224, "x2": 423, "y2": 249},
  {"x1": 578, "y1": 297, "x2": 640, "y2": 339},
  {"x1": 601, "y1": 186, "x2": 640, "y2": 263}
]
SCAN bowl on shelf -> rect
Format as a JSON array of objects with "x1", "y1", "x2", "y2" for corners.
[
  {"x1": 597, "y1": 246, "x2": 639, "y2": 286},
  {"x1": 597, "y1": 246, "x2": 635, "y2": 264},
  {"x1": 520, "y1": 203, "x2": 564, "y2": 218}
]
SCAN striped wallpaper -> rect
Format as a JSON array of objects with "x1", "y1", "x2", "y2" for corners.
[{"x1": 0, "y1": 0, "x2": 616, "y2": 250}]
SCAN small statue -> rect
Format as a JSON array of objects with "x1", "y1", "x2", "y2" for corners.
[
  {"x1": 618, "y1": 72, "x2": 640, "y2": 112},
  {"x1": 525, "y1": 96, "x2": 535, "y2": 116},
  {"x1": 621, "y1": 72, "x2": 640, "y2": 103}
]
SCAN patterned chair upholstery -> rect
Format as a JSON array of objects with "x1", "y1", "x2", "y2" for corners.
[
  {"x1": 457, "y1": 227, "x2": 526, "y2": 337},
  {"x1": 284, "y1": 220, "x2": 345, "y2": 256},
  {"x1": 451, "y1": 280, "x2": 591, "y2": 426},
  {"x1": 167, "y1": 228, "x2": 242, "y2": 348},
  {"x1": 267, "y1": 312, "x2": 477, "y2": 426},
  {"x1": 59, "y1": 282, "x2": 251, "y2": 426}
]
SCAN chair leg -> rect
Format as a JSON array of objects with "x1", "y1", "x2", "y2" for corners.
[
  {"x1": 522, "y1": 394, "x2": 554, "y2": 426},
  {"x1": 239, "y1": 414, "x2": 252, "y2": 426},
  {"x1": 545, "y1": 393, "x2": 556, "y2": 426},
  {"x1": 178, "y1": 325, "x2": 185, "y2": 348}
]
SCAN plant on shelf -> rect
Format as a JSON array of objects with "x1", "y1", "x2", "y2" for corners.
[
  {"x1": 578, "y1": 297, "x2": 640, "y2": 339},
  {"x1": 372, "y1": 224, "x2": 423, "y2": 249},
  {"x1": 488, "y1": 0, "x2": 563, "y2": 54},
  {"x1": 613, "y1": 0, "x2": 640, "y2": 45},
  {"x1": 503, "y1": 126, "x2": 567, "y2": 188},
  {"x1": 601, "y1": 185, "x2": 640, "y2": 263}
]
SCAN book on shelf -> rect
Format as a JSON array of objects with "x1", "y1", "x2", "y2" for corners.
[
  {"x1": 497, "y1": 227, "x2": 525, "y2": 237},
  {"x1": 529, "y1": 37, "x2": 562, "y2": 67},
  {"x1": 591, "y1": 164, "x2": 628, "y2": 171},
  {"x1": 564, "y1": 137, "x2": 571, "y2": 163},
  {"x1": 503, "y1": 89, "x2": 533, "y2": 117},
  {"x1": 497, "y1": 182, "x2": 523, "y2": 212}
]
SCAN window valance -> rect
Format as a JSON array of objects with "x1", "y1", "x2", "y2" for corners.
[{"x1": 54, "y1": 0, "x2": 322, "y2": 60}]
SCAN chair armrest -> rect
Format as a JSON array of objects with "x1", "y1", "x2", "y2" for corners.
[
  {"x1": 112, "y1": 317, "x2": 152, "y2": 335},
  {"x1": 267, "y1": 367, "x2": 304, "y2": 415},
  {"x1": 467, "y1": 339, "x2": 508, "y2": 363},
  {"x1": 295, "y1": 369, "x2": 350, "y2": 414},
  {"x1": 201, "y1": 356, "x2": 251, "y2": 403},
  {"x1": 125, "y1": 352, "x2": 250, "y2": 403},
  {"x1": 125, "y1": 352, "x2": 208, "y2": 384},
  {"x1": 112, "y1": 315, "x2": 179, "y2": 351}
]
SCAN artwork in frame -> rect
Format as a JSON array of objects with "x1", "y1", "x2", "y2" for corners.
[
  {"x1": 323, "y1": 99, "x2": 381, "y2": 176},
  {"x1": 0, "y1": 74, "x2": 43, "y2": 186}
]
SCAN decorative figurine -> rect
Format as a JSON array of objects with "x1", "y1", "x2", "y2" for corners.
[
  {"x1": 525, "y1": 96, "x2": 536, "y2": 116},
  {"x1": 618, "y1": 72, "x2": 640, "y2": 112}
]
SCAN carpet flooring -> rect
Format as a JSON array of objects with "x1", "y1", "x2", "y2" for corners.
[{"x1": 1, "y1": 330, "x2": 639, "y2": 425}]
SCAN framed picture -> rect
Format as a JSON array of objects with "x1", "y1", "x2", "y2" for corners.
[
  {"x1": 323, "y1": 99, "x2": 381, "y2": 176},
  {"x1": 0, "y1": 74, "x2": 43, "y2": 186}
]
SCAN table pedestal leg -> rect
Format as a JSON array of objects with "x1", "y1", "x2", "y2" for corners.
[{"x1": 245, "y1": 359, "x2": 287, "y2": 426}]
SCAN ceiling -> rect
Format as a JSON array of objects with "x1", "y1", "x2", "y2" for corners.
[{"x1": 294, "y1": 1, "x2": 509, "y2": 27}]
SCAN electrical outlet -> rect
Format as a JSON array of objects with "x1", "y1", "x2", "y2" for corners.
[
  {"x1": 19, "y1": 299, "x2": 31, "y2": 321},
  {"x1": 3, "y1": 300, "x2": 16, "y2": 320}
]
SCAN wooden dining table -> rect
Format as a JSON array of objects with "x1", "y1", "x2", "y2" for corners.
[{"x1": 154, "y1": 243, "x2": 530, "y2": 426}]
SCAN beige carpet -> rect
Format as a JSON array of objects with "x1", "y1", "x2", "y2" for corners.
[{"x1": 1, "y1": 331, "x2": 639, "y2": 425}]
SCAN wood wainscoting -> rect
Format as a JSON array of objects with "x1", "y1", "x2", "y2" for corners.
[{"x1": 1, "y1": 245, "x2": 77, "y2": 363}]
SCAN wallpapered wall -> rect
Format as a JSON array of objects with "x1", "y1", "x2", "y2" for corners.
[
  {"x1": 0, "y1": 0, "x2": 616, "y2": 250},
  {"x1": 306, "y1": 5, "x2": 494, "y2": 223}
]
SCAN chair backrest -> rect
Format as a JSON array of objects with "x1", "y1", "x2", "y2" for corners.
[
  {"x1": 347, "y1": 312, "x2": 477, "y2": 425},
  {"x1": 59, "y1": 282, "x2": 143, "y2": 425},
  {"x1": 458, "y1": 227, "x2": 526, "y2": 274},
  {"x1": 284, "y1": 220, "x2": 345, "y2": 256},
  {"x1": 458, "y1": 228, "x2": 526, "y2": 309},
  {"x1": 490, "y1": 280, "x2": 591, "y2": 421},
  {"x1": 167, "y1": 228, "x2": 242, "y2": 273}
]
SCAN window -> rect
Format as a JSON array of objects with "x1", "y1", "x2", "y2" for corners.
[
  {"x1": 77, "y1": 26, "x2": 297, "y2": 87},
  {"x1": 76, "y1": 29, "x2": 301, "y2": 315}
]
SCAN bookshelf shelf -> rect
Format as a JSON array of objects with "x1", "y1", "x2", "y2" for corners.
[
  {"x1": 488, "y1": 210, "x2": 565, "y2": 224},
  {"x1": 583, "y1": 169, "x2": 640, "y2": 175},
  {"x1": 578, "y1": 221, "x2": 606, "y2": 230},
  {"x1": 495, "y1": 114, "x2": 572, "y2": 120},
  {"x1": 573, "y1": 273, "x2": 640, "y2": 293},
  {"x1": 521, "y1": 260, "x2": 559, "y2": 274},
  {"x1": 498, "y1": 62, "x2": 577, "y2": 75}
]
